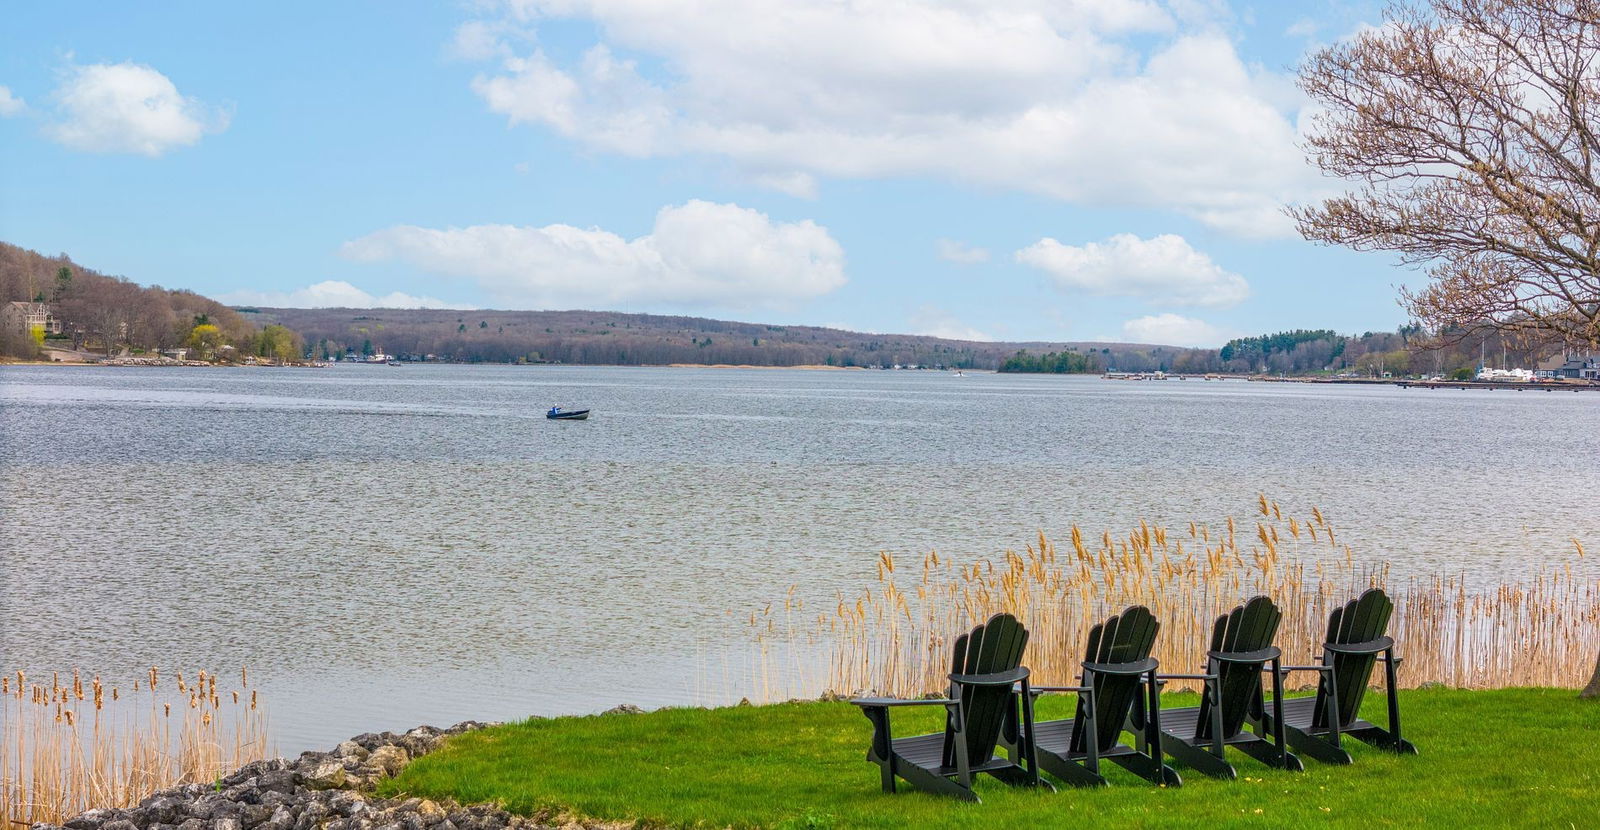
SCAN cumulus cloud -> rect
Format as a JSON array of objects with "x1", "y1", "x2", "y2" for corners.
[
  {"x1": 1015, "y1": 232, "x2": 1249, "y2": 307},
  {"x1": 215, "y1": 281, "x2": 459, "y2": 309},
  {"x1": 936, "y1": 239, "x2": 990, "y2": 264},
  {"x1": 340, "y1": 200, "x2": 846, "y2": 310},
  {"x1": 1121, "y1": 313, "x2": 1235, "y2": 347},
  {"x1": 0, "y1": 86, "x2": 25, "y2": 117},
  {"x1": 908, "y1": 304, "x2": 993, "y2": 341},
  {"x1": 458, "y1": 1, "x2": 1315, "y2": 234},
  {"x1": 46, "y1": 61, "x2": 227, "y2": 156}
]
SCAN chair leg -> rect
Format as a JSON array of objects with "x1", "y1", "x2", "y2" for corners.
[
  {"x1": 1281, "y1": 724, "x2": 1354, "y2": 765},
  {"x1": 1159, "y1": 732, "x2": 1237, "y2": 779},
  {"x1": 863, "y1": 708, "x2": 896, "y2": 793},
  {"x1": 987, "y1": 765, "x2": 1058, "y2": 791},
  {"x1": 1034, "y1": 749, "x2": 1108, "y2": 788},
  {"x1": 1107, "y1": 751, "x2": 1182, "y2": 787},
  {"x1": 1347, "y1": 726, "x2": 1420, "y2": 755},
  {"x1": 1236, "y1": 736, "x2": 1304, "y2": 771},
  {"x1": 891, "y1": 755, "x2": 981, "y2": 802}
]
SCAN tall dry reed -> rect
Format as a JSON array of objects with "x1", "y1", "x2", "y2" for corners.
[
  {"x1": 1, "y1": 668, "x2": 269, "y2": 827},
  {"x1": 747, "y1": 498, "x2": 1599, "y2": 699}
]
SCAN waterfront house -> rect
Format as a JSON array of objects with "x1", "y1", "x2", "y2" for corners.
[
  {"x1": 1536, "y1": 351, "x2": 1600, "y2": 380},
  {"x1": 3, "y1": 301, "x2": 61, "y2": 337}
]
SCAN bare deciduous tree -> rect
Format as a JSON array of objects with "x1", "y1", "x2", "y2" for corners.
[
  {"x1": 1293, "y1": 0, "x2": 1600, "y2": 348},
  {"x1": 1295, "y1": 0, "x2": 1600, "y2": 699}
]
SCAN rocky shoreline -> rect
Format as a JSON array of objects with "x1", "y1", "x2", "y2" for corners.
[{"x1": 34, "y1": 717, "x2": 636, "y2": 830}]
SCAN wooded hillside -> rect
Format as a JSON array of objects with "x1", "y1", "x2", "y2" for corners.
[
  {"x1": 242, "y1": 306, "x2": 1200, "y2": 371},
  {"x1": 0, "y1": 242, "x2": 258, "y2": 358}
]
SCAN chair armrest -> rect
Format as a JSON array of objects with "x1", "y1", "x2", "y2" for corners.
[
  {"x1": 850, "y1": 697, "x2": 959, "y2": 708},
  {"x1": 1029, "y1": 685, "x2": 1093, "y2": 695},
  {"x1": 1157, "y1": 673, "x2": 1217, "y2": 681},
  {"x1": 1274, "y1": 664, "x2": 1335, "y2": 675}
]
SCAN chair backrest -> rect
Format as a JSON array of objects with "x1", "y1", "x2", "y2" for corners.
[
  {"x1": 1195, "y1": 595, "x2": 1282, "y2": 740},
  {"x1": 943, "y1": 613, "x2": 1029, "y2": 768},
  {"x1": 1313, "y1": 588, "x2": 1394, "y2": 729},
  {"x1": 1071, "y1": 605, "x2": 1159, "y2": 754}
]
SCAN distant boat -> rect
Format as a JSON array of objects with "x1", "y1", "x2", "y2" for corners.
[
  {"x1": 547, "y1": 407, "x2": 591, "y2": 420},
  {"x1": 387, "y1": 360, "x2": 402, "y2": 366}
]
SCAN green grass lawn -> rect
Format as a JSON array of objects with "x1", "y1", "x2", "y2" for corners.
[{"x1": 384, "y1": 689, "x2": 1596, "y2": 829}]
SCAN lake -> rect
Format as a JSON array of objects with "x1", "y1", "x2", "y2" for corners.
[{"x1": 2, "y1": 364, "x2": 1596, "y2": 750}]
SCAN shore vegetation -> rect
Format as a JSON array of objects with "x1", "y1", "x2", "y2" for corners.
[
  {"x1": 1, "y1": 668, "x2": 269, "y2": 826},
  {"x1": 744, "y1": 499, "x2": 1597, "y2": 702}
]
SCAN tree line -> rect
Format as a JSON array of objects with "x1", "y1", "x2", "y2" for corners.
[{"x1": 247, "y1": 306, "x2": 1175, "y2": 370}]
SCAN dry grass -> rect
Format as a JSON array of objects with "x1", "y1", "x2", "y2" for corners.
[
  {"x1": 748, "y1": 497, "x2": 1599, "y2": 699},
  {"x1": 1, "y1": 668, "x2": 269, "y2": 827}
]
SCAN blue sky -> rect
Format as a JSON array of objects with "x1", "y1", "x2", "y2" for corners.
[{"x1": 0, "y1": 0, "x2": 1409, "y2": 346}]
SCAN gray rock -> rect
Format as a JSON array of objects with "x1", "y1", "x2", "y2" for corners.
[
  {"x1": 258, "y1": 792, "x2": 295, "y2": 810},
  {"x1": 219, "y1": 785, "x2": 256, "y2": 805},
  {"x1": 101, "y1": 821, "x2": 139, "y2": 830},
  {"x1": 365, "y1": 745, "x2": 409, "y2": 778},
  {"x1": 335, "y1": 741, "x2": 368, "y2": 761},
  {"x1": 301, "y1": 760, "x2": 347, "y2": 791},
  {"x1": 212, "y1": 818, "x2": 241, "y2": 830},
  {"x1": 262, "y1": 806, "x2": 295, "y2": 830},
  {"x1": 600, "y1": 704, "x2": 643, "y2": 715},
  {"x1": 176, "y1": 819, "x2": 206, "y2": 830},
  {"x1": 255, "y1": 771, "x2": 298, "y2": 795},
  {"x1": 138, "y1": 796, "x2": 187, "y2": 825},
  {"x1": 238, "y1": 804, "x2": 272, "y2": 828},
  {"x1": 65, "y1": 809, "x2": 118, "y2": 830}
]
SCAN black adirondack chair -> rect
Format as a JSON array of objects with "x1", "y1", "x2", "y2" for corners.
[
  {"x1": 1155, "y1": 595, "x2": 1302, "y2": 778},
  {"x1": 851, "y1": 613, "x2": 1048, "y2": 801},
  {"x1": 1258, "y1": 588, "x2": 1419, "y2": 763},
  {"x1": 1026, "y1": 605, "x2": 1182, "y2": 788}
]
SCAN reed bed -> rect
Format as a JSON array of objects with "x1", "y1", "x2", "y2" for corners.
[
  {"x1": 748, "y1": 498, "x2": 1599, "y2": 699},
  {"x1": 1, "y1": 668, "x2": 269, "y2": 827}
]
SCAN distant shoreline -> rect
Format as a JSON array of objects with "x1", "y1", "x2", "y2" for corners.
[{"x1": 664, "y1": 363, "x2": 866, "y2": 370}]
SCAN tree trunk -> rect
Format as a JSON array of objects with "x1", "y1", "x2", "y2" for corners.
[{"x1": 1582, "y1": 652, "x2": 1600, "y2": 700}]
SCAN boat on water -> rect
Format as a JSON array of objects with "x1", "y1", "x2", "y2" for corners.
[{"x1": 547, "y1": 406, "x2": 591, "y2": 420}]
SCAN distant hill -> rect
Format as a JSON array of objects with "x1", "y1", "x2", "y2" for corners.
[{"x1": 240, "y1": 306, "x2": 1201, "y2": 371}]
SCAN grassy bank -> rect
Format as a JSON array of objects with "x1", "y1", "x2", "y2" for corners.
[{"x1": 384, "y1": 688, "x2": 1595, "y2": 829}]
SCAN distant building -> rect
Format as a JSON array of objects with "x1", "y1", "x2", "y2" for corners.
[
  {"x1": 3, "y1": 301, "x2": 61, "y2": 337},
  {"x1": 1536, "y1": 351, "x2": 1600, "y2": 380}
]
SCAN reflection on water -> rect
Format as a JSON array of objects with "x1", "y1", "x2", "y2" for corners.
[{"x1": 2, "y1": 364, "x2": 1596, "y2": 750}]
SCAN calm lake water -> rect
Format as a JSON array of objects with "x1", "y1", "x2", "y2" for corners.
[{"x1": 2, "y1": 364, "x2": 1596, "y2": 749}]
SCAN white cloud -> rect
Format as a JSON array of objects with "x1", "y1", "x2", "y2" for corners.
[
  {"x1": 748, "y1": 170, "x2": 818, "y2": 199},
  {"x1": 1015, "y1": 232, "x2": 1249, "y2": 307},
  {"x1": 449, "y1": 20, "x2": 515, "y2": 61},
  {"x1": 459, "y1": 1, "x2": 1316, "y2": 235},
  {"x1": 1121, "y1": 313, "x2": 1235, "y2": 347},
  {"x1": 340, "y1": 200, "x2": 846, "y2": 310},
  {"x1": 46, "y1": 62, "x2": 227, "y2": 156},
  {"x1": 1285, "y1": 17, "x2": 1318, "y2": 39},
  {"x1": 908, "y1": 304, "x2": 992, "y2": 341},
  {"x1": 936, "y1": 239, "x2": 990, "y2": 264},
  {"x1": 0, "y1": 86, "x2": 25, "y2": 117},
  {"x1": 215, "y1": 281, "x2": 459, "y2": 309}
]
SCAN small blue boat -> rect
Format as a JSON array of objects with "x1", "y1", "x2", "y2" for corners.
[{"x1": 547, "y1": 406, "x2": 590, "y2": 420}]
